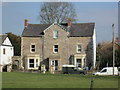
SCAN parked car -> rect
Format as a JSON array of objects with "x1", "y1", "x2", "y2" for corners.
[
  {"x1": 118, "y1": 67, "x2": 120, "y2": 76},
  {"x1": 62, "y1": 65, "x2": 87, "y2": 75},
  {"x1": 94, "y1": 67, "x2": 119, "y2": 76}
]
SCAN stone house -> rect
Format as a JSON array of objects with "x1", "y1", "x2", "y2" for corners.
[
  {"x1": 21, "y1": 19, "x2": 96, "y2": 71},
  {"x1": 0, "y1": 35, "x2": 14, "y2": 72}
]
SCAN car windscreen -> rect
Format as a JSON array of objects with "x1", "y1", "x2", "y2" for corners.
[
  {"x1": 100, "y1": 69, "x2": 107, "y2": 73},
  {"x1": 118, "y1": 68, "x2": 120, "y2": 72}
]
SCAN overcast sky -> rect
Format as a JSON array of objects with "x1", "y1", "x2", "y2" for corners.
[{"x1": 1, "y1": 2, "x2": 118, "y2": 43}]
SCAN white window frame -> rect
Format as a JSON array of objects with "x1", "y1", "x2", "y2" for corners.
[
  {"x1": 28, "y1": 58, "x2": 39, "y2": 69},
  {"x1": 30, "y1": 44, "x2": 36, "y2": 53},
  {"x1": 53, "y1": 45, "x2": 58, "y2": 53},
  {"x1": 51, "y1": 60, "x2": 55, "y2": 66},
  {"x1": 53, "y1": 30, "x2": 58, "y2": 39},
  {"x1": 36, "y1": 59, "x2": 39, "y2": 67},
  {"x1": 77, "y1": 44, "x2": 82, "y2": 53},
  {"x1": 29, "y1": 59, "x2": 34, "y2": 68},
  {"x1": 76, "y1": 59, "x2": 82, "y2": 68}
]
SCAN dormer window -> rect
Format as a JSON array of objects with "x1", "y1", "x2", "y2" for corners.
[{"x1": 53, "y1": 30, "x2": 58, "y2": 39}]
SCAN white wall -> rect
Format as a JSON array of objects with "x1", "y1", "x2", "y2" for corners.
[
  {"x1": 0, "y1": 37, "x2": 14, "y2": 66},
  {"x1": 93, "y1": 28, "x2": 96, "y2": 68},
  {"x1": 0, "y1": 46, "x2": 2, "y2": 64},
  {"x1": 0, "y1": 46, "x2": 13, "y2": 65},
  {"x1": 2, "y1": 37, "x2": 12, "y2": 46}
]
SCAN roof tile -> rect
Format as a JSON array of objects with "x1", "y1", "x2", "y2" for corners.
[{"x1": 22, "y1": 23, "x2": 95, "y2": 37}]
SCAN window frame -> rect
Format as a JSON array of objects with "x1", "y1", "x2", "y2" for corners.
[
  {"x1": 76, "y1": 59, "x2": 82, "y2": 68},
  {"x1": 29, "y1": 59, "x2": 34, "y2": 68},
  {"x1": 30, "y1": 44, "x2": 36, "y2": 53},
  {"x1": 53, "y1": 30, "x2": 58, "y2": 39},
  {"x1": 77, "y1": 44, "x2": 82, "y2": 53},
  {"x1": 3, "y1": 48, "x2": 6, "y2": 54},
  {"x1": 36, "y1": 59, "x2": 39, "y2": 67},
  {"x1": 53, "y1": 45, "x2": 58, "y2": 53}
]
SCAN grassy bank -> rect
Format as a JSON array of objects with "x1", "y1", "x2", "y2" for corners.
[{"x1": 2, "y1": 72, "x2": 119, "y2": 88}]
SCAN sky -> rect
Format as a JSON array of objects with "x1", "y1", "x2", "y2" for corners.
[
  {"x1": 1, "y1": 1, "x2": 119, "y2": 43},
  {"x1": 118, "y1": 2, "x2": 120, "y2": 43}
]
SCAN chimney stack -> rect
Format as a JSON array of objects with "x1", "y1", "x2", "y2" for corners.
[
  {"x1": 24, "y1": 19, "x2": 28, "y2": 27},
  {"x1": 67, "y1": 19, "x2": 72, "y2": 28},
  {"x1": 115, "y1": 36, "x2": 119, "y2": 44}
]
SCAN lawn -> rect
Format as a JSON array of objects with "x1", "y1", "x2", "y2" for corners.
[{"x1": 2, "y1": 72, "x2": 119, "y2": 88}]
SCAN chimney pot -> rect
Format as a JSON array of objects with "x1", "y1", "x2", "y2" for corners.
[
  {"x1": 67, "y1": 19, "x2": 72, "y2": 27},
  {"x1": 24, "y1": 19, "x2": 28, "y2": 27},
  {"x1": 115, "y1": 37, "x2": 119, "y2": 43}
]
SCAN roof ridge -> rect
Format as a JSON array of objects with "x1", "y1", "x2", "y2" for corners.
[
  {"x1": 22, "y1": 22, "x2": 95, "y2": 37},
  {"x1": 0, "y1": 34, "x2": 8, "y2": 45},
  {"x1": 28, "y1": 23, "x2": 95, "y2": 25},
  {"x1": 28, "y1": 24, "x2": 51, "y2": 25}
]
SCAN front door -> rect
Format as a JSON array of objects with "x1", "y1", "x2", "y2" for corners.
[
  {"x1": 76, "y1": 59, "x2": 81, "y2": 68},
  {"x1": 2, "y1": 65, "x2": 7, "y2": 72},
  {"x1": 55, "y1": 60, "x2": 58, "y2": 70},
  {"x1": 51, "y1": 60, "x2": 58, "y2": 70}
]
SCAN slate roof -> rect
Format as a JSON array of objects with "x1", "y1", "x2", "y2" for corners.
[
  {"x1": 22, "y1": 23, "x2": 95, "y2": 37},
  {"x1": 0, "y1": 35, "x2": 7, "y2": 45}
]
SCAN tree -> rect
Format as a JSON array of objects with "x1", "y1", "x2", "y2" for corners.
[
  {"x1": 6, "y1": 32, "x2": 21, "y2": 56},
  {"x1": 115, "y1": 45, "x2": 120, "y2": 67},
  {"x1": 96, "y1": 42, "x2": 120, "y2": 70},
  {"x1": 39, "y1": 2, "x2": 77, "y2": 24},
  {"x1": 96, "y1": 42, "x2": 113, "y2": 70}
]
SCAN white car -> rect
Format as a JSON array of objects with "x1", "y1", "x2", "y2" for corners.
[
  {"x1": 118, "y1": 67, "x2": 120, "y2": 76},
  {"x1": 94, "y1": 67, "x2": 119, "y2": 76}
]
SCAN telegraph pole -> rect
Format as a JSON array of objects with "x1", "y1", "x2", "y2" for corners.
[{"x1": 112, "y1": 24, "x2": 115, "y2": 76}]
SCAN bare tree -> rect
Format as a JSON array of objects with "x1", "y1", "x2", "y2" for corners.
[{"x1": 39, "y1": 2, "x2": 77, "y2": 24}]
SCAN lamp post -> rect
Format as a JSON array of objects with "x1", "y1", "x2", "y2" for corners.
[{"x1": 112, "y1": 24, "x2": 115, "y2": 76}]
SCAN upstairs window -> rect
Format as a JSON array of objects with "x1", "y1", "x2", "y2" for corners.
[
  {"x1": 3, "y1": 48, "x2": 5, "y2": 54},
  {"x1": 53, "y1": 45, "x2": 58, "y2": 53},
  {"x1": 30, "y1": 44, "x2": 36, "y2": 53},
  {"x1": 53, "y1": 30, "x2": 58, "y2": 39},
  {"x1": 77, "y1": 44, "x2": 82, "y2": 53}
]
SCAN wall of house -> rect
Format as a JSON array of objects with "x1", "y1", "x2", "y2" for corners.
[
  {"x1": 43, "y1": 24, "x2": 93, "y2": 70},
  {"x1": 21, "y1": 37, "x2": 42, "y2": 70},
  {"x1": 0, "y1": 46, "x2": 2, "y2": 65},
  {"x1": 2, "y1": 37, "x2": 12, "y2": 46},
  {"x1": 69, "y1": 37, "x2": 92, "y2": 55},
  {"x1": 0, "y1": 37, "x2": 14, "y2": 72},
  {"x1": 44, "y1": 24, "x2": 69, "y2": 70},
  {"x1": 21, "y1": 24, "x2": 94, "y2": 71},
  {"x1": 92, "y1": 29, "x2": 96, "y2": 68},
  {"x1": 0, "y1": 46, "x2": 13, "y2": 65},
  {"x1": 0, "y1": 46, "x2": 1, "y2": 72},
  {"x1": 69, "y1": 37, "x2": 92, "y2": 68}
]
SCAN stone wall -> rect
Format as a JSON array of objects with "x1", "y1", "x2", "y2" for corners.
[
  {"x1": 21, "y1": 24, "x2": 93, "y2": 70},
  {"x1": 44, "y1": 24, "x2": 69, "y2": 70},
  {"x1": 21, "y1": 37, "x2": 43, "y2": 69}
]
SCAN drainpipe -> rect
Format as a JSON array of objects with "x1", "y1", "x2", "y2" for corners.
[{"x1": 68, "y1": 36, "x2": 70, "y2": 64}]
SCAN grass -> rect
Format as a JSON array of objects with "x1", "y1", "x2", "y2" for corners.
[{"x1": 2, "y1": 72, "x2": 119, "y2": 88}]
